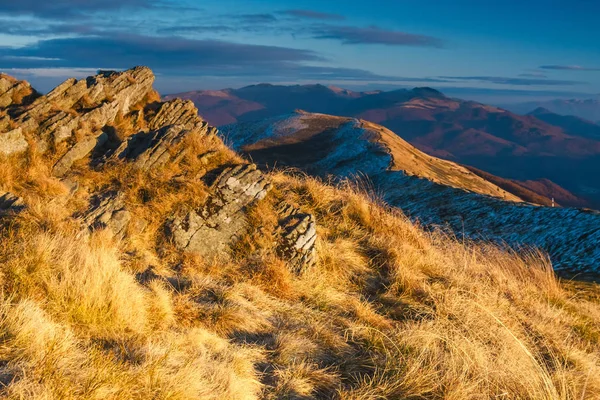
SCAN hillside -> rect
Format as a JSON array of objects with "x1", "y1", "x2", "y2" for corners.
[
  {"x1": 508, "y1": 98, "x2": 600, "y2": 122},
  {"x1": 172, "y1": 84, "x2": 600, "y2": 208},
  {"x1": 2, "y1": 67, "x2": 600, "y2": 399},
  {"x1": 527, "y1": 107, "x2": 600, "y2": 140},
  {"x1": 223, "y1": 111, "x2": 600, "y2": 272}
]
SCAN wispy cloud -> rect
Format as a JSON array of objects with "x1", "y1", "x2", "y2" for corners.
[
  {"x1": 540, "y1": 65, "x2": 600, "y2": 71},
  {"x1": 0, "y1": 0, "x2": 163, "y2": 18},
  {"x1": 234, "y1": 13, "x2": 278, "y2": 23},
  {"x1": 281, "y1": 9, "x2": 345, "y2": 21},
  {"x1": 0, "y1": 34, "x2": 324, "y2": 70},
  {"x1": 313, "y1": 25, "x2": 444, "y2": 47},
  {"x1": 439, "y1": 76, "x2": 583, "y2": 86},
  {"x1": 519, "y1": 72, "x2": 548, "y2": 78}
]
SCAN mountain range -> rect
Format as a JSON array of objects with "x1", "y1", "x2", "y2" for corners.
[
  {"x1": 507, "y1": 97, "x2": 600, "y2": 123},
  {"x1": 168, "y1": 85, "x2": 600, "y2": 209}
]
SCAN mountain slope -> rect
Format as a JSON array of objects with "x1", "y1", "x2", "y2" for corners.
[
  {"x1": 508, "y1": 97, "x2": 600, "y2": 122},
  {"x1": 174, "y1": 84, "x2": 600, "y2": 208},
  {"x1": 223, "y1": 111, "x2": 600, "y2": 273},
  {"x1": 527, "y1": 107, "x2": 600, "y2": 140}
]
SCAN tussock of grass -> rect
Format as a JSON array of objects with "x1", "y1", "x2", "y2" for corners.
[{"x1": 0, "y1": 138, "x2": 599, "y2": 399}]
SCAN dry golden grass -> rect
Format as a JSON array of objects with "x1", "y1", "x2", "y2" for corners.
[{"x1": 0, "y1": 133, "x2": 599, "y2": 399}]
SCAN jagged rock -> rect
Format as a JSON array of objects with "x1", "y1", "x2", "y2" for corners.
[
  {"x1": 0, "y1": 74, "x2": 35, "y2": 109},
  {"x1": 148, "y1": 99, "x2": 203, "y2": 131},
  {"x1": 0, "y1": 191, "x2": 26, "y2": 216},
  {"x1": 276, "y1": 203, "x2": 317, "y2": 273},
  {"x1": 0, "y1": 128, "x2": 28, "y2": 156},
  {"x1": 14, "y1": 67, "x2": 154, "y2": 151},
  {"x1": 52, "y1": 132, "x2": 108, "y2": 177},
  {"x1": 112, "y1": 124, "x2": 189, "y2": 170},
  {"x1": 168, "y1": 164, "x2": 272, "y2": 258},
  {"x1": 83, "y1": 192, "x2": 147, "y2": 239}
]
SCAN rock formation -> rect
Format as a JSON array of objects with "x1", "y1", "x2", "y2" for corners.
[
  {"x1": 0, "y1": 67, "x2": 320, "y2": 266},
  {"x1": 168, "y1": 164, "x2": 272, "y2": 259},
  {"x1": 276, "y1": 202, "x2": 317, "y2": 273}
]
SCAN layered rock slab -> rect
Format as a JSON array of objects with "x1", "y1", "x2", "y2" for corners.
[{"x1": 168, "y1": 164, "x2": 272, "y2": 259}]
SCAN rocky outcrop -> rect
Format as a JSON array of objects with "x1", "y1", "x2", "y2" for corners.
[
  {"x1": 0, "y1": 191, "x2": 26, "y2": 216},
  {"x1": 276, "y1": 203, "x2": 317, "y2": 273},
  {"x1": 111, "y1": 124, "x2": 189, "y2": 171},
  {"x1": 83, "y1": 192, "x2": 146, "y2": 240},
  {"x1": 52, "y1": 132, "x2": 108, "y2": 177},
  {"x1": 5, "y1": 67, "x2": 154, "y2": 154},
  {"x1": 148, "y1": 99, "x2": 208, "y2": 131},
  {"x1": 0, "y1": 128, "x2": 28, "y2": 156},
  {"x1": 0, "y1": 74, "x2": 36, "y2": 109},
  {"x1": 168, "y1": 164, "x2": 272, "y2": 259}
]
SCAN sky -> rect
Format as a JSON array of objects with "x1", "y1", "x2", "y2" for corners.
[{"x1": 0, "y1": 0, "x2": 599, "y2": 103}]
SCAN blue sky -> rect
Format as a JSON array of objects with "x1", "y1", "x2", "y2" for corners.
[{"x1": 0, "y1": 0, "x2": 599, "y2": 102}]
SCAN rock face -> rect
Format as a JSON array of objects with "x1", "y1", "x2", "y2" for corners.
[
  {"x1": 0, "y1": 128, "x2": 28, "y2": 156},
  {"x1": 0, "y1": 67, "x2": 155, "y2": 154},
  {"x1": 0, "y1": 192, "x2": 26, "y2": 216},
  {"x1": 52, "y1": 132, "x2": 108, "y2": 176},
  {"x1": 276, "y1": 203, "x2": 317, "y2": 273},
  {"x1": 83, "y1": 192, "x2": 146, "y2": 240},
  {"x1": 168, "y1": 164, "x2": 272, "y2": 259}
]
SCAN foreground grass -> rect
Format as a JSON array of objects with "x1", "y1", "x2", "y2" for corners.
[{"x1": 0, "y1": 150, "x2": 599, "y2": 399}]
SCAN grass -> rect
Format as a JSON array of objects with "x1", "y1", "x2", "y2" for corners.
[{"x1": 0, "y1": 117, "x2": 599, "y2": 399}]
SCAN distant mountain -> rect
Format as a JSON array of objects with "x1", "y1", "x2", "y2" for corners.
[
  {"x1": 527, "y1": 107, "x2": 600, "y2": 140},
  {"x1": 507, "y1": 98, "x2": 600, "y2": 122},
  {"x1": 172, "y1": 84, "x2": 600, "y2": 208},
  {"x1": 164, "y1": 84, "x2": 363, "y2": 126},
  {"x1": 222, "y1": 111, "x2": 600, "y2": 272}
]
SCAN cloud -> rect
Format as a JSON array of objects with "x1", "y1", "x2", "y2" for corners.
[
  {"x1": 519, "y1": 72, "x2": 548, "y2": 78},
  {"x1": 281, "y1": 9, "x2": 345, "y2": 21},
  {"x1": 439, "y1": 76, "x2": 583, "y2": 86},
  {"x1": 539, "y1": 65, "x2": 600, "y2": 71},
  {"x1": 234, "y1": 14, "x2": 278, "y2": 23},
  {"x1": 313, "y1": 25, "x2": 443, "y2": 47},
  {"x1": 0, "y1": 0, "x2": 159, "y2": 18},
  {"x1": 0, "y1": 34, "x2": 324, "y2": 70}
]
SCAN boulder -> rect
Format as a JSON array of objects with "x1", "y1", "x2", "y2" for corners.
[
  {"x1": 276, "y1": 203, "x2": 318, "y2": 273},
  {"x1": 52, "y1": 132, "x2": 108, "y2": 177},
  {"x1": 83, "y1": 192, "x2": 146, "y2": 239},
  {"x1": 0, "y1": 128, "x2": 28, "y2": 156},
  {"x1": 168, "y1": 164, "x2": 272, "y2": 258}
]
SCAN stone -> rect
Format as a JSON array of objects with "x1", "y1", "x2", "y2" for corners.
[
  {"x1": 148, "y1": 99, "x2": 201, "y2": 131},
  {"x1": 52, "y1": 132, "x2": 108, "y2": 177},
  {"x1": 168, "y1": 164, "x2": 272, "y2": 258},
  {"x1": 276, "y1": 203, "x2": 318, "y2": 273},
  {"x1": 83, "y1": 192, "x2": 146, "y2": 239},
  {"x1": 0, "y1": 191, "x2": 26, "y2": 216},
  {"x1": 112, "y1": 124, "x2": 189, "y2": 170},
  {"x1": 14, "y1": 67, "x2": 155, "y2": 152},
  {"x1": 0, "y1": 128, "x2": 28, "y2": 156}
]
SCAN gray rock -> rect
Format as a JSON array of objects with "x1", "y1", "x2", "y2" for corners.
[
  {"x1": 52, "y1": 132, "x2": 108, "y2": 177},
  {"x1": 83, "y1": 192, "x2": 146, "y2": 240},
  {"x1": 148, "y1": 99, "x2": 202, "y2": 131},
  {"x1": 168, "y1": 164, "x2": 272, "y2": 259},
  {"x1": 14, "y1": 67, "x2": 154, "y2": 151},
  {"x1": 0, "y1": 191, "x2": 26, "y2": 216},
  {"x1": 0, "y1": 128, "x2": 28, "y2": 156},
  {"x1": 112, "y1": 124, "x2": 189, "y2": 170},
  {"x1": 276, "y1": 203, "x2": 318, "y2": 273},
  {"x1": 0, "y1": 77, "x2": 33, "y2": 109}
]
